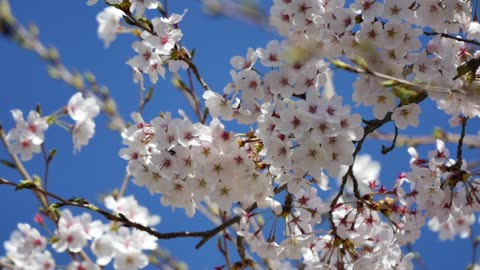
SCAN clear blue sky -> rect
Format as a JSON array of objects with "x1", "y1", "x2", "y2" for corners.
[{"x1": 0, "y1": 1, "x2": 479, "y2": 269}]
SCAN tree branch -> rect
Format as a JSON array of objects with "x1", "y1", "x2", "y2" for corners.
[{"x1": 424, "y1": 31, "x2": 480, "y2": 47}]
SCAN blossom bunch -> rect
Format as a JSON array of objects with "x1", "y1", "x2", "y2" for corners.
[
  {"x1": 1, "y1": 223, "x2": 54, "y2": 270},
  {"x1": 1, "y1": 196, "x2": 159, "y2": 270},
  {"x1": 2, "y1": 0, "x2": 480, "y2": 269},
  {"x1": 6, "y1": 109, "x2": 48, "y2": 161},
  {"x1": 5, "y1": 92, "x2": 100, "y2": 159}
]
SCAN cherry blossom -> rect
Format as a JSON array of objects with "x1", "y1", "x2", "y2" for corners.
[
  {"x1": 6, "y1": 109, "x2": 48, "y2": 161},
  {"x1": 96, "y1": 7, "x2": 124, "y2": 48},
  {"x1": 391, "y1": 103, "x2": 421, "y2": 130},
  {"x1": 5, "y1": 0, "x2": 480, "y2": 269}
]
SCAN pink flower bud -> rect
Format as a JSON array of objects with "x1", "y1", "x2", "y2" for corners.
[{"x1": 34, "y1": 213, "x2": 45, "y2": 225}]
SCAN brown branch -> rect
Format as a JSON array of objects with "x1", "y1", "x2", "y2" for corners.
[
  {"x1": 0, "y1": 124, "x2": 51, "y2": 219},
  {"x1": 111, "y1": 4, "x2": 211, "y2": 123},
  {"x1": 0, "y1": 177, "x2": 214, "y2": 240},
  {"x1": 330, "y1": 59, "x2": 471, "y2": 96},
  {"x1": 369, "y1": 131, "x2": 480, "y2": 148},
  {"x1": 195, "y1": 183, "x2": 287, "y2": 249},
  {"x1": 381, "y1": 125, "x2": 398, "y2": 155},
  {"x1": 172, "y1": 75, "x2": 206, "y2": 123},
  {"x1": 328, "y1": 91, "x2": 428, "y2": 235},
  {"x1": 424, "y1": 31, "x2": 480, "y2": 47},
  {"x1": 179, "y1": 55, "x2": 213, "y2": 93},
  {"x1": 0, "y1": 176, "x2": 288, "y2": 253},
  {"x1": 456, "y1": 117, "x2": 468, "y2": 169}
]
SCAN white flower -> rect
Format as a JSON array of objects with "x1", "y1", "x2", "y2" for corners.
[
  {"x1": 364, "y1": 89, "x2": 396, "y2": 119},
  {"x1": 382, "y1": 0, "x2": 414, "y2": 23},
  {"x1": 97, "y1": 7, "x2": 124, "y2": 48},
  {"x1": 52, "y1": 210, "x2": 103, "y2": 253},
  {"x1": 6, "y1": 110, "x2": 48, "y2": 161},
  {"x1": 113, "y1": 250, "x2": 149, "y2": 270},
  {"x1": 160, "y1": 9, "x2": 188, "y2": 24},
  {"x1": 129, "y1": 0, "x2": 158, "y2": 17},
  {"x1": 128, "y1": 41, "x2": 156, "y2": 71},
  {"x1": 91, "y1": 234, "x2": 115, "y2": 266},
  {"x1": 467, "y1": 21, "x2": 480, "y2": 40},
  {"x1": 256, "y1": 40, "x2": 282, "y2": 67},
  {"x1": 132, "y1": 67, "x2": 145, "y2": 90},
  {"x1": 392, "y1": 103, "x2": 421, "y2": 129},
  {"x1": 338, "y1": 154, "x2": 381, "y2": 194},
  {"x1": 105, "y1": 195, "x2": 160, "y2": 227},
  {"x1": 350, "y1": 0, "x2": 384, "y2": 22},
  {"x1": 67, "y1": 93, "x2": 99, "y2": 152},
  {"x1": 263, "y1": 66, "x2": 296, "y2": 99},
  {"x1": 67, "y1": 260, "x2": 101, "y2": 270},
  {"x1": 4, "y1": 223, "x2": 47, "y2": 263},
  {"x1": 73, "y1": 118, "x2": 96, "y2": 153},
  {"x1": 67, "y1": 92, "x2": 100, "y2": 122},
  {"x1": 428, "y1": 139, "x2": 449, "y2": 164},
  {"x1": 52, "y1": 223, "x2": 87, "y2": 253},
  {"x1": 145, "y1": 20, "x2": 183, "y2": 54},
  {"x1": 230, "y1": 48, "x2": 257, "y2": 70},
  {"x1": 168, "y1": 59, "x2": 189, "y2": 72},
  {"x1": 383, "y1": 23, "x2": 405, "y2": 50},
  {"x1": 203, "y1": 90, "x2": 235, "y2": 120}
]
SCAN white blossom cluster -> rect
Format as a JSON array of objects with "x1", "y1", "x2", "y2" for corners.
[
  {"x1": 1, "y1": 196, "x2": 159, "y2": 270},
  {"x1": 3, "y1": 0, "x2": 480, "y2": 269},
  {"x1": 95, "y1": 1, "x2": 188, "y2": 86},
  {"x1": 6, "y1": 109, "x2": 48, "y2": 161},
  {"x1": 6, "y1": 92, "x2": 100, "y2": 160}
]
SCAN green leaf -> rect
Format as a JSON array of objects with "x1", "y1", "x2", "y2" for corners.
[
  {"x1": 48, "y1": 236, "x2": 59, "y2": 244},
  {"x1": 382, "y1": 80, "x2": 399, "y2": 87},
  {"x1": 35, "y1": 104, "x2": 41, "y2": 115},
  {"x1": 47, "y1": 148, "x2": 56, "y2": 162},
  {"x1": 392, "y1": 86, "x2": 419, "y2": 104},
  {"x1": 144, "y1": 86, "x2": 154, "y2": 103},
  {"x1": 69, "y1": 197, "x2": 88, "y2": 204},
  {"x1": 352, "y1": 56, "x2": 368, "y2": 70},
  {"x1": 453, "y1": 58, "x2": 480, "y2": 80},
  {"x1": 122, "y1": 15, "x2": 136, "y2": 26},
  {"x1": 330, "y1": 59, "x2": 350, "y2": 70},
  {"x1": 46, "y1": 116, "x2": 56, "y2": 125},
  {"x1": 16, "y1": 179, "x2": 35, "y2": 190},
  {"x1": 84, "y1": 72, "x2": 96, "y2": 84},
  {"x1": 48, "y1": 204, "x2": 61, "y2": 218},
  {"x1": 138, "y1": 18, "x2": 153, "y2": 31}
]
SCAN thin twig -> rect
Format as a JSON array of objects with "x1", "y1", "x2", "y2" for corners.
[
  {"x1": 221, "y1": 211, "x2": 232, "y2": 269},
  {"x1": 331, "y1": 59, "x2": 472, "y2": 96},
  {"x1": 117, "y1": 173, "x2": 131, "y2": 198},
  {"x1": 179, "y1": 55, "x2": 212, "y2": 92},
  {"x1": 381, "y1": 125, "x2": 398, "y2": 155},
  {"x1": 0, "y1": 123, "x2": 51, "y2": 216},
  {"x1": 406, "y1": 243, "x2": 428, "y2": 270},
  {"x1": 471, "y1": 225, "x2": 478, "y2": 267},
  {"x1": 369, "y1": 131, "x2": 480, "y2": 148},
  {"x1": 41, "y1": 145, "x2": 49, "y2": 194},
  {"x1": 0, "y1": 176, "x2": 287, "y2": 252},
  {"x1": 456, "y1": 117, "x2": 468, "y2": 169},
  {"x1": 0, "y1": 177, "x2": 220, "y2": 240},
  {"x1": 328, "y1": 91, "x2": 428, "y2": 235},
  {"x1": 424, "y1": 31, "x2": 480, "y2": 47},
  {"x1": 195, "y1": 183, "x2": 287, "y2": 249}
]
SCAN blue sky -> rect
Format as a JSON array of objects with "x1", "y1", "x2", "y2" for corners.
[{"x1": 1, "y1": 1, "x2": 479, "y2": 269}]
